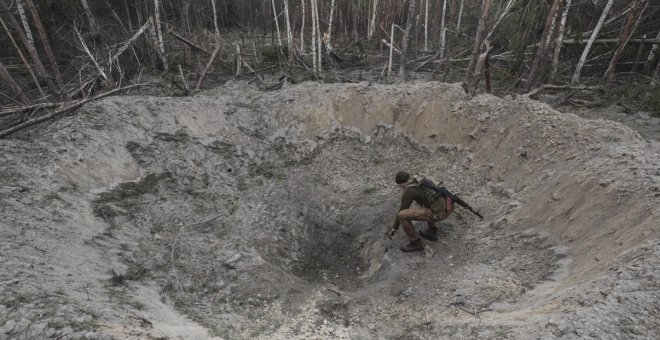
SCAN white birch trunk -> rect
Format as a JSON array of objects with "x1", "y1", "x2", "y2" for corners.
[
  {"x1": 236, "y1": 44, "x2": 241, "y2": 76},
  {"x1": 326, "y1": 0, "x2": 335, "y2": 52},
  {"x1": 16, "y1": 0, "x2": 34, "y2": 50},
  {"x1": 572, "y1": 0, "x2": 614, "y2": 84},
  {"x1": 550, "y1": 0, "x2": 572, "y2": 81},
  {"x1": 300, "y1": 0, "x2": 305, "y2": 53},
  {"x1": 154, "y1": 0, "x2": 167, "y2": 70},
  {"x1": 439, "y1": 0, "x2": 448, "y2": 60},
  {"x1": 211, "y1": 0, "x2": 220, "y2": 36},
  {"x1": 368, "y1": 0, "x2": 378, "y2": 39},
  {"x1": 311, "y1": 0, "x2": 317, "y2": 74},
  {"x1": 283, "y1": 0, "x2": 293, "y2": 53},
  {"x1": 388, "y1": 24, "x2": 394, "y2": 79},
  {"x1": 457, "y1": 0, "x2": 464, "y2": 32},
  {"x1": 271, "y1": 0, "x2": 282, "y2": 46},
  {"x1": 314, "y1": 0, "x2": 322, "y2": 72},
  {"x1": 424, "y1": 0, "x2": 428, "y2": 50},
  {"x1": 80, "y1": 0, "x2": 99, "y2": 33}
]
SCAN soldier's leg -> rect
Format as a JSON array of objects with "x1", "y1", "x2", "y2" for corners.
[
  {"x1": 420, "y1": 221, "x2": 439, "y2": 241},
  {"x1": 397, "y1": 208, "x2": 434, "y2": 252}
]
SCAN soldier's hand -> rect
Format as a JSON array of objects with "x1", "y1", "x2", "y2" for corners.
[{"x1": 387, "y1": 227, "x2": 397, "y2": 240}]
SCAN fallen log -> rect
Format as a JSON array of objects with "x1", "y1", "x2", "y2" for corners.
[{"x1": 525, "y1": 84, "x2": 603, "y2": 98}]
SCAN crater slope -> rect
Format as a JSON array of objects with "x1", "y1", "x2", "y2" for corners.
[{"x1": 0, "y1": 81, "x2": 658, "y2": 339}]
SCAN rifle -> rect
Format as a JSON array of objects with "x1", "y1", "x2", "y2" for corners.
[{"x1": 419, "y1": 178, "x2": 483, "y2": 220}]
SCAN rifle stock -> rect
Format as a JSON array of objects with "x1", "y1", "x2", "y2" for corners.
[{"x1": 420, "y1": 179, "x2": 483, "y2": 220}]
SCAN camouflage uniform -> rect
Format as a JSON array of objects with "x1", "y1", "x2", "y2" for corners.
[{"x1": 390, "y1": 172, "x2": 454, "y2": 251}]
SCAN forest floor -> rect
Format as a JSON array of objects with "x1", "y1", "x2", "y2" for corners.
[{"x1": 0, "y1": 80, "x2": 658, "y2": 339}]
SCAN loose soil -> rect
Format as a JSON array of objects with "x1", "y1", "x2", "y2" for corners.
[{"x1": 1, "y1": 81, "x2": 658, "y2": 339}]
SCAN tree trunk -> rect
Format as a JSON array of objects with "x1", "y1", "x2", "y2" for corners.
[
  {"x1": 15, "y1": 0, "x2": 34, "y2": 49},
  {"x1": 603, "y1": 0, "x2": 648, "y2": 82},
  {"x1": 0, "y1": 61, "x2": 29, "y2": 103},
  {"x1": 271, "y1": 0, "x2": 282, "y2": 46},
  {"x1": 311, "y1": 0, "x2": 317, "y2": 75},
  {"x1": 456, "y1": 0, "x2": 464, "y2": 32},
  {"x1": 153, "y1": 0, "x2": 168, "y2": 70},
  {"x1": 526, "y1": 0, "x2": 561, "y2": 91},
  {"x1": 423, "y1": 0, "x2": 428, "y2": 50},
  {"x1": 314, "y1": 0, "x2": 322, "y2": 73},
  {"x1": 549, "y1": 0, "x2": 572, "y2": 81},
  {"x1": 211, "y1": 0, "x2": 220, "y2": 36},
  {"x1": 25, "y1": 0, "x2": 66, "y2": 97},
  {"x1": 300, "y1": 0, "x2": 305, "y2": 53},
  {"x1": 283, "y1": 0, "x2": 293, "y2": 63},
  {"x1": 572, "y1": 0, "x2": 614, "y2": 84},
  {"x1": 0, "y1": 15, "x2": 44, "y2": 98},
  {"x1": 439, "y1": 0, "x2": 448, "y2": 60},
  {"x1": 399, "y1": 0, "x2": 416, "y2": 77},
  {"x1": 80, "y1": 0, "x2": 99, "y2": 33},
  {"x1": 465, "y1": 0, "x2": 491, "y2": 93},
  {"x1": 368, "y1": 0, "x2": 378, "y2": 39},
  {"x1": 630, "y1": 34, "x2": 646, "y2": 77},
  {"x1": 326, "y1": 0, "x2": 335, "y2": 52}
]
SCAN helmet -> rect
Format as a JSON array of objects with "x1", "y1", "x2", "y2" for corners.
[{"x1": 395, "y1": 171, "x2": 410, "y2": 184}]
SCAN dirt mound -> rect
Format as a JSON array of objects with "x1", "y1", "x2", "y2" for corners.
[{"x1": 1, "y1": 81, "x2": 658, "y2": 339}]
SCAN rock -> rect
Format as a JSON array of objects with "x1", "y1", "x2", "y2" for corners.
[
  {"x1": 1, "y1": 319, "x2": 16, "y2": 334},
  {"x1": 224, "y1": 253, "x2": 242, "y2": 269}
]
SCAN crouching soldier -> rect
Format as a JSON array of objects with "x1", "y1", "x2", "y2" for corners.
[{"x1": 387, "y1": 170, "x2": 454, "y2": 252}]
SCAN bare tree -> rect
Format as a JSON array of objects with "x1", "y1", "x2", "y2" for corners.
[
  {"x1": 15, "y1": 0, "x2": 34, "y2": 49},
  {"x1": 154, "y1": 0, "x2": 168, "y2": 70},
  {"x1": 300, "y1": 0, "x2": 306, "y2": 53},
  {"x1": 399, "y1": 0, "x2": 416, "y2": 77},
  {"x1": 25, "y1": 0, "x2": 65, "y2": 97},
  {"x1": 0, "y1": 61, "x2": 29, "y2": 103},
  {"x1": 465, "y1": 0, "x2": 491, "y2": 94},
  {"x1": 457, "y1": 0, "x2": 464, "y2": 32},
  {"x1": 326, "y1": 0, "x2": 335, "y2": 52},
  {"x1": 271, "y1": 0, "x2": 282, "y2": 46},
  {"x1": 603, "y1": 0, "x2": 648, "y2": 81},
  {"x1": 439, "y1": 0, "x2": 448, "y2": 60},
  {"x1": 0, "y1": 15, "x2": 44, "y2": 98},
  {"x1": 368, "y1": 0, "x2": 379, "y2": 39},
  {"x1": 80, "y1": 0, "x2": 99, "y2": 33},
  {"x1": 211, "y1": 0, "x2": 220, "y2": 36},
  {"x1": 526, "y1": 0, "x2": 562, "y2": 91},
  {"x1": 423, "y1": 0, "x2": 429, "y2": 50},
  {"x1": 572, "y1": 0, "x2": 614, "y2": 84},
  {"x1": 550, "y1": 0, "x2": 572, "y2": 81},
  {"x1": 283, "y1": 0, "x2": 293, "y2": 62}
]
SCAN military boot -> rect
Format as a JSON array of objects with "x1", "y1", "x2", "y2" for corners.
[
  {"x1": 400, "y1": 238, "x2": 424, "y2": 252},
  {"x1": 420, "y1": 226, "x2": 439, "y2": 241}
]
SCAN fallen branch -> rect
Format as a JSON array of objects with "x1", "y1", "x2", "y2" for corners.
[
  {"x1": 195, "y1": 42, "x2": 222, "y2": 91},
  {"x1": 525, "y1": 84, "x2": 604, "y2": 98},
  {"x1": 0, "y1": 82, "x2": 156, "y2": 138},
  {"x1": 111, "y1": 17, "x2": 152, "y2": 63},
  {"x1": 0, "y1": 102, "x2": 62, "y2": 117},
  {"x1": 177, "y1": 65, "x2": 190, "y2": 94},
  {"x1": 168, "y1": 27, "x2": 212, "y2": 56}
]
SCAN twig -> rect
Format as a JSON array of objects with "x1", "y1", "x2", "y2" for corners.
[
  {"x1": 169, "y1": 214, "x2": 223, "y2": 292},
  {"x1": 0, "y1": 82, "x2": 156, "y2": 138}
]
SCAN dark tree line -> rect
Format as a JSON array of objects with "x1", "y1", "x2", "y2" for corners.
[{"x1": 1, "y1": 0, "x2": 659, "y2": 113}]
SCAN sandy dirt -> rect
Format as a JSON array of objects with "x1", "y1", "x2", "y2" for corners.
[{"x1": 1, "y1": 81, "x2": 659, "y2": 339}]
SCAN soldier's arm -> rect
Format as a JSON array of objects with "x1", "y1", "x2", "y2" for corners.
[{"x1": 391, "y1": 189, "x2": 415, "y2": 229}]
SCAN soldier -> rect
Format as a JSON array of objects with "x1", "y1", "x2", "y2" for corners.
[{"x1": 387, "y1": 170, "x2": 454, "y2": 252}]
